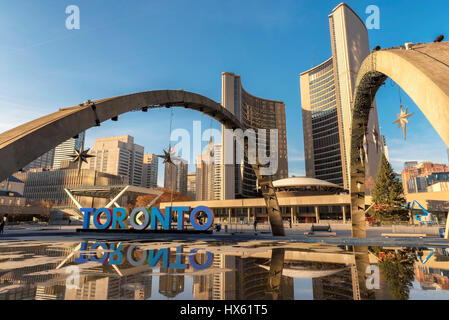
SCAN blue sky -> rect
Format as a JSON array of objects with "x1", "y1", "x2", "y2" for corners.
[{"x1": 1, "y1": 0, "x2": 448, "y2": 186}]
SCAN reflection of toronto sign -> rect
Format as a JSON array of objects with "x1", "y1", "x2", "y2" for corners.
[
  {"x1": 75, "y1": 242, "x2": 214, "y2": 270},
  {"x1": 81, "y1": 206, "x2": 214, "y2": 231}
]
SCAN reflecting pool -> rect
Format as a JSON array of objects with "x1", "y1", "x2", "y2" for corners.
[{"x1": 0, "y1": 240, "x2": 449, "y2": 300}]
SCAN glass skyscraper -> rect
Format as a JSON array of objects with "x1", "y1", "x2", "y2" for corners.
[{"x1": 300, "y1": 3, "x2": 383, "y2": 192}]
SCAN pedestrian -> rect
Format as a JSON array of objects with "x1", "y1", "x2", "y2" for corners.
[
  {"x1": 253, "y1": 219, "x2": 258, "y2": 232},
  {"x1": 0, "y1": 216, "x2": 4, "y2": 235},
  {"x1": 289, "y1": 218, "x2": 292, "y2": 229},
  {"x1": 2, "y1": 214, "x2": 7, "y2": 228}
]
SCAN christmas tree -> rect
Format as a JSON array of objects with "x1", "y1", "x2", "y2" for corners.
[{"x1": 371, "y1": 154, "x2": 408, "y2": 221}]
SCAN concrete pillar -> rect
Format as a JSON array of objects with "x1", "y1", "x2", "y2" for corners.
[
  {"x1": 444, "y1": 211, "x2": 449, "y2": 239},
  {"x1": 315, "y1": 206, "x2": 320, "y2": 224},
  {"x1": 295, "y1": 206, "x2": 299, "y2": 224},
  {"x1": 228, "y1": 208, "x2": 231, "y2": 224},
  {"x1": 290, "y1": 207, "x2": 294, "y2": 226},
  {"x1": 247, "y1": 207, "x2": 250, "y2": 223},
  {"x1": 342, "y1": 206, "x2": 346, "y2": 223}
]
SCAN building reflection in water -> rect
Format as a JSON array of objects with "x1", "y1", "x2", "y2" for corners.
[
  {"x1": 2, "y1": 242, "x2": 449, "y2": 300},
  {"x1": 193, "y1": 248, "x2": 293, "y2": 300},
  {"x1": 159, "y1": 250, "x2": 186, "y2": 298}
]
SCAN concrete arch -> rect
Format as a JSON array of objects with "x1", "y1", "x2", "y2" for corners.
[
  {"x1": 0, "y1": 90, "x2": 242, "y2": 182},
  {"x1": 0, "y1": 89, "x2": 285, "y2": 235},
  {"x1": 350, "y1": 42, "x2": 449, "y2": 237}
]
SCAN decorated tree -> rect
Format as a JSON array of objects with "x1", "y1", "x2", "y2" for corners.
[
  {"x1": 371, "y1": 154, "x2": 408, "y2": 221},
  {"x1": 379, "y1": 251, "x2": 415, "y2": 300}
]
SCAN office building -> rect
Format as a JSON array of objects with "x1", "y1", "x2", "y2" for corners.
[
  {"x1": 221, "y1": 72, "x2": 288, "y2": 199},
  {"x1": 23, "y1": 150, "x2": 55, "y2": 171},
  {"x1": 402, "y1": 162, "x2": 449, "y2": 193},
  {"x1": 300, "y1": 3, "x2": 382, "y2": 192},
  {"x1": 159, "y1": 268, "x2": 185, "y2": 298},
  {"x1": 404, "y1": 161, "x2": 419, "y2": 170},
  {"x1": 196, "y1": 141, "x2": 222, "y2": 201},
  {"x1": 164, "y1": 158, "x2": 188, "y2": 194},
  {"x1": 53, "y1": 132, "x2": 85, "y2": 169},
  {"x1": 22, "y1": 133, "x2": 85, "y2": 171},
  {"x1": 0, "y1": 176, "x2": 25, "y2": 207},
  {"x1": 187, "y1": 172, "x2": 197, "y2": 200},
  {"x1": 86, "y1": 135, "x2": 144, "y2": 187},
  {"x1": 13, "y1": 168, "x2": 126, "y2": 207},
  {"x1": 142, "y1": 154, "x2": 159, "y2": 188}
]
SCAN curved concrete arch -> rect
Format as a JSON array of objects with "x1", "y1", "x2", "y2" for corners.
[
  {"x1": 0, "y1": 89, "x2": 285, "y2": 236},
  {"x1": 0, "y1": 90, "x2": 242, "y2": 182},
  {"x1": 350, "y1": 41, "x2": 449, "y2": 237}
]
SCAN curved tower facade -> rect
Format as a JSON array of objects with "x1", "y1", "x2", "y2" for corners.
[
  {"x1": 301, "y1": 58, "x2": 344, "y2": 186},
  {"x1": 300, "y1": 2, "x2": 382, "y2": 193},
  {"x1": 221, "y1": 72, "x2": 288, "y2": 199}
]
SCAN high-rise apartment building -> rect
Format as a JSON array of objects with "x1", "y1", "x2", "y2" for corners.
[
  {"x1": 300, "y1": 3, "x2": 382, "y2": 193},
  {"x1": 85, "y1": 135, "x2": 144, "y2": 187},
  {"x1": 196, "y1": 141, "x2": 222, "y2": 201},
  {"x1": 401, "y1": 162, "x2": 449, "y2": 193},
  {"x1": 13, "y1": 168, "x2": 126, "y2": 207},
  {"x1": 164, "y1": 158, "x2": 188, "y2": 194},
  {"x1": 187, "y1": 172, "x2": 197, "y2": 200},
  {"x1": 22, "y1": 133, "x2": 85, "y2": 171},
  {"x1": 23, "y1": 149, "x2": 55, "y2": 171},
  {"x1": 53, "y1": 132, "x2": 85, "y2": 169},
  {"x1": 142, "y1": 154, "x2": 159, "y2": 188},
  {"x1": 404, "y1": 161, "x2": 419, "y2": 170},
  {"x1": 221, "y1": 72, "x2": 288, "y2": 199}
]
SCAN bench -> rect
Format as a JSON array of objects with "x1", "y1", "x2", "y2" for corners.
[
  {"x1": 382, "y1": 233, "x2": 427, "y2": 239},
  {"x1": 311, "y1": 224, "x2": 332, "y2": 232},
  {"x1": 304, "y1": 231, "x2": 337, "y2": 237},
  {"x1": 305, "y1": 224, "x2": 335, "y2": 237}
]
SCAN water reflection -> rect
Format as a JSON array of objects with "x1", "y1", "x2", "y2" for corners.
[{"x1": 0, "y1": 241, "x2": 449, "y2": 300}]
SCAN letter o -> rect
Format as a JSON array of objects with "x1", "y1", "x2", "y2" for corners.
[
  {"x1": 189, "y1": 249, "x2": 213, "y2": 270},
  {"x1": 127, "y1": 245, "x2": 148, "y2": 266},
  {"x1": 129, "y1": 207, "x2": 150, "y2": 230},
  {"x1": 190, "y1": 206, "x2": 214, "y2": 230},
  {"x1": 90, "y1": 242, "x2": 109, "y2": 263},
  {"x1": 93, "y1": 208, "x2": 112, "y2": 229}
]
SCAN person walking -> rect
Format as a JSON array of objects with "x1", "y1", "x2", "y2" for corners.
[
  {"x1": 0, "y1": 216, "x2": 4, "y2": 234},
  {"x1": 253, "y1": 219, "x2": 258, "y2": 232},
  {"x1": 289, "y1": 218, "x2": 292, "y2": 229}
]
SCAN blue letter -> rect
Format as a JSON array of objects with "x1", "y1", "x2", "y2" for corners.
[
  {"x1": 150, "y1": 207, "x2": 171, "y2": 230},
  {"x1": 169, "y1": 246, "x2": 187, "y2": 269},
  {"x1": 189, "y1": 249, "x2": 214, "y2": 270},
  {"x1": 170, "y1": 206, "x2": 189, "y2": 230},
  {"x1": 74, "y1": 241, "x2": 90, "y2": 263},
  {"x1": 148, "y1": 248, "x2": 169, "y2": 267},
  {"x1": 80, "y1": 208, "x2": 95, "y2": 229},
  {"x1": 190, "y1": 206, "x2": 214, "y2": 230}
]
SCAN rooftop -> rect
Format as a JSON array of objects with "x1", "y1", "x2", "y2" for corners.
[{"x1": 272, "y1": 177, "x2": 343, "y2": 189}]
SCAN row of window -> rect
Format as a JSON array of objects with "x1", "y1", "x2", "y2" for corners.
[
  {"x1": 309, "y1": 84, "x2": 336, "y2": 102},
  {"x1": 313, "y1": 133, "x2": 340, "y2": 150},
  {"x1": 312, "y1": 125, "x2": 340, "y2": 140},
  {"x1": 309, "y1": 74, "x2": 335, "y2": 94}
]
